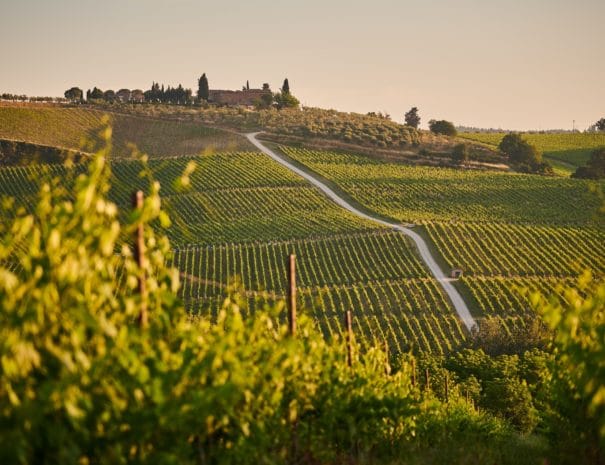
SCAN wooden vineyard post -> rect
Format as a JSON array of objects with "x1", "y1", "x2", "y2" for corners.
[
  {"x1": 445, "y1": 373, "x2": 449, "y2": 403},
  {"x1": 345, "y1": 310, "x2": 353, "y2": 368},
  {"x1": 132, "y1": 190, "x2": 148, "y2": 328},
  {"x1": 425, "y1": 368, "x2": 430, "y2": 392},
  {"x1": 411, "y1": 358, "x2": 416, "y2": 388},
  {"x1": 383, "y1": 339, "x2": 390, "y2": 375},
  {"x1": 287, "y1": 254, "x2": 296, "y2": 337}
]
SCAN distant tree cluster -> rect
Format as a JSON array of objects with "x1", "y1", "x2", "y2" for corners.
[
  {"x1": 64, "y1": 87, "x2": 84, "y2": 102},
  {"x1": 498, "y1": 133, "x2": 553, "y2": 175},
  {"x1": 143, "y1": 82, "x2": 193, "y2": 104},
  {"x1": 273, "y1": 78, "x2": 300, "y2": 109},
  {"x1": 572, "y1": 147, "x2": 605, "y2": 180},
  {"x1": 366, "y1": 112, "x2": 391, "y2": 120},
  {"x1": 1, "y1": 93, "x2": 65, "y2": 102}
]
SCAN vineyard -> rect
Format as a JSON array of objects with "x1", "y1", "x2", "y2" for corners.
[
  {"x1": 170, "y1": 231, "x2": 465, "y2": 354},
  {"x1": 280, "y1": 146, "x2": 601, "y2": 225},
  {"x1": 0, "y1": 146, "x2": 470, "y2": 354},
  {"x1": 458, "y1": 131, "x2": 605, "y2": 169},
  {"x1": 277, "y1": 146, "x2": 605, "y2": 336}
]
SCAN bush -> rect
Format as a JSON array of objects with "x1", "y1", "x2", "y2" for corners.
[
  {"x1": 428, "y1": 119, "x2": 457, "y2": 137},
  {"x1": 572, "y1": 147, "x2": 605, "y2": 179},
  {"x1": 452, "y1": 144, "x2": 468, "y2": 164},
  {"x1": 498, "y1": 133, "x2": 553, "y2": 174}
]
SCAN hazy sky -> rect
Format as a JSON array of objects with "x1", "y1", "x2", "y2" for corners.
[{"x1": 1, "y1": 0, "x2": 603, "y2": 130}]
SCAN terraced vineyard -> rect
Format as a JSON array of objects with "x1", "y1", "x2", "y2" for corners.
[
  {"x1": 424, "y1": 222, "x2": 605, "y2": 277},
  {"x1": 460, "y1": 276, "x2": 573, "y2": 333},
  {"x1": 279, "y1": 146, "x2": 605, "y2": 331},
  {"x1": 0, "y1": 148, "x2": 466, "y2": 354},
  {"x1": 279, "y1": 147, "x2": 600, "y2": 225},
  {"x1": 171, "y1": 232, "x2": 464, "y2": 354}
]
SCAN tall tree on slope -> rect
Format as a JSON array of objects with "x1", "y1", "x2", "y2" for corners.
[
  {"x1": 197, "y1": 73, "x2": 209, "y2": 102},
  {"x1": 282, "y1": 78, "x2": 290, "y2": 95}
]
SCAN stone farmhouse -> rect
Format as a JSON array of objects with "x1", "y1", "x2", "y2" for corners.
[{"x1": 208, "y1": 86, "x2": 271, "y2": 106}]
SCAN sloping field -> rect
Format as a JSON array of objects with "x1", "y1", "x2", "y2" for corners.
[
  {"x1": 279, "y1": 147, "x2": 600, "y2": 226},
  {"x1": 459, "y1": 131, "x2": 605, "y2": 169},
  {"x1": 0, "y1": 147, "x2": 465, "y2": 354},
  {"x1": 279, "y1": 146, "x2": 605, "y2": 330},
  {"x1": 0, "y1": 104, "x2": 251, "y2": 158}
]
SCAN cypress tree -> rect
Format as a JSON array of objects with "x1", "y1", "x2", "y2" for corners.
[
  {"x1": 282, "y1": 78, "x2": 290, "y2": 95},
  {"x1": 198, "y1": 73, "x2": 209, "y2": 101}
]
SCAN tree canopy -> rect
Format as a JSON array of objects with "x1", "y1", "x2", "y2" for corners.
[
  {"x1": 498, "y1": 133, "x2": 543, "y2": 166},
  {"x1": 572, "y1": 147, "x2": 605, "y2": 179},
  {"x1": 282, "y1": 78, "x2": 290, "y2": 94},
  {"x1": 428, "y1": 119, "x2": 457, "y2": 137},
  {"x1": 64, "y1": 87, "x2": 83, "y2": 102},
  {"x1": 197, "y1": 73, "x2": 209, "y2": 101},
  {"x1": 404, "y1": 107, "x2": 420, "y2": 129}
]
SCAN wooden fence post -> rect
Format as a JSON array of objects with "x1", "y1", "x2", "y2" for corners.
[
  {"x1": 425, "y1": 368, "x2": 430, "y2": 392},
  {"x1": 132, "y1": 190, "x2": 147, "y2": 328},
  {"x1": 411, "y1": 358, "x2": 416, "y2": 388},
  {"x1": 345, "y1": 310, "x2": 353, "y2": 368},
  {"x1": 383, "y1": 339, "x2": 390, "y2": 375},
  {"x1": 287, "y1": 254, "x2": 296, "y2": 337}
]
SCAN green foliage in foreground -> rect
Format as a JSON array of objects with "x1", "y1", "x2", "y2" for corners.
[{"x1": 0, "y1": 132, "x2": 548, "y2": 465}]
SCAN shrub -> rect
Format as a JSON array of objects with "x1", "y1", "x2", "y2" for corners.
[
  {"x1": 452, "y1": 144, "x2": 469, "y2": 164},
  {"x1": 428, "y1": 119, "x2": 457, "y2": 137}
]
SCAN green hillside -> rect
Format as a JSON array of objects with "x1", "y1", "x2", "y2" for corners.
[
  {"x1": 459, "y1": 131, "x2": 605, "y2": 171},
  {"x1": 278, "y1": 146, "x2": 605, "y2": 333},
  {"x1": 0, "y1": 104, "x2": 251, "y2": 159},
  {"x1": 0, "y1": 146, "x2": 465, "y2": 354}
]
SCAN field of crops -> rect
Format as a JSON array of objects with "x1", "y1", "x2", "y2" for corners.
[
  {"x1": 278, "y1": 146, "x2": 605, "y2": 333},
  {"x1": 458, "y1": 131, "x2": 605, "y2": 169},
  {"x1": 3, "y1": 123, "x2": 603, "y2": 355},
  {"x1": 0, "y1": 147, "x2": 471, "y2": 354},
  {"x1": 424, "y1": 222, "x2": 605, "y2": 277},
  {"x1": 171, "y1": 232, "x2": 465, "y2": 354},
  {"x1": 0, "y1": 104, "x2": 251, "y2": 158},
  {"x1": 280, "y1": 147, "x2": 601, "y2": 225}
]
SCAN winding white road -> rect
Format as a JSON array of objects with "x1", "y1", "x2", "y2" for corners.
[{"x1": 246, "y1": 132, "x2": 477, "y2": 332}]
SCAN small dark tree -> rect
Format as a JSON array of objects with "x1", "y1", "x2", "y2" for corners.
[
  {"x1": 499, "y1": 133, "x2": 524, "y2": 157},
  {"x1": 404, "y1": 107, "x2": 420, "y2": 129},
  {"x1": 282, "y1": 78, "x2": 290, "y2": 95},
  {"x1": 262, "y1": 83, "x2": 270, "y2": 91},
  {"x1": 595, "y1": 118, "x2": 605, "y2": 131},
  {"x1": 428, "y1": 119, "x2": 457, "y2": 137},
  {"x1": 452, "y1": 144, "x2": 468, "y2": 164},
  {"x1": 90, "y1": 87, "x2": 104, "y2": 100},
  {"x1": 103, "y1": 90, "x2": 115, "y2": 101},
  {"x1": 197, "y1": 73, "x2": 209, "y2": 101},
  {"x1": 64, "y1": 87, "x2": 83, "y2": 102},
  {"x1": 274, "y1": 91, "x2": 299, "y2": 109},
  {"x1": 246, "y1": 80, "x2": 250, "y2": 90},
  {"x1": 499, "y1": 133, "x2": 542, "y2": 166},
  {"x1": 255, "y1": 92, "x2": 274, "y2": 109},
  {"x1": 572, "y1": 147, "x2": 605, "y2": 180}
]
